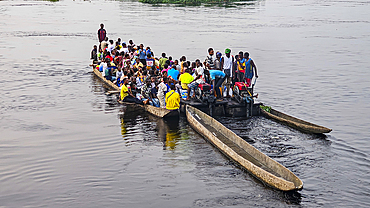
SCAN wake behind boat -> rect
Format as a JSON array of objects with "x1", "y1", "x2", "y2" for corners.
[{"x1": 186, "y1": 105, "x2": 303, "y2": 191}]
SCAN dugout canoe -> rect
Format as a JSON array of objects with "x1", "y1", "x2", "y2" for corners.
[
  {"x1": 186, "y1": 105, "x2": 303, "y2": 191},
  {"x1": 92, "y1": 67, "x2": 179, "y2": 118},
  {"x1": 260, "y1": 107, "x2": 332, "y2": 134}
]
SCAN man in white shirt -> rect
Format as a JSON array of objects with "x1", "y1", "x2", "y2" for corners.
[
  {"x1": 100, "y1": 58, "x2": 109, "y2": 77},
  {"x1": 157, "y1": 77, "x2": 168, "y2": 108},
  {"x1": 204, "y1": 47, "x2": 215, "y2": 70},
  {"x1": 120, "y1": 42, "x2": 129, "y2": 54},
  {"x1": 187, "y1": 59, "x2": 206, "y2": 99},
  {"x1": 100, "y1": 37, "x2": 108, "y2": 51},
  {"x1": 221, "y1": 48, "x2": 234, "y2": 98},
  {"x1": 107, "y1": 40, "x2": 115, "y2": 53}
]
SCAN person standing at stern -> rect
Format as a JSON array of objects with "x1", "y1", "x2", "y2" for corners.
[{"x1": 97, "y1": 23, "x2": 106, "y2": 50}]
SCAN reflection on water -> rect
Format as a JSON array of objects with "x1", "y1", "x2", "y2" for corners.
[
  {"x1": 153, "y1": 116, "x2": 182, "y2": 150},
  {"x1": 120, "y1": 111, "x2": 183, "y2": 150}
]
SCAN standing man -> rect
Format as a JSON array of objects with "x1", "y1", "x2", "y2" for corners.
[
  {"x1": 97, "y1": 24, "x2": 106, "y2": 50},
  {"x1": 236, "y1": 51, "x2": 245, "y2": 82},
  {"x1": 243, "y1": 52, "x2": 258, "y2": 86},
  {"x1": 221, "y1": 48, "x2": 234, "y2": 98},
  {"x1": 204, "y1": 48, "x2": 215, "y2": 70}
]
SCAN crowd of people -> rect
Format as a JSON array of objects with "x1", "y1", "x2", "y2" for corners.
[{"x1": 91, "y1": 24, "x2": 258, "y2": 111}]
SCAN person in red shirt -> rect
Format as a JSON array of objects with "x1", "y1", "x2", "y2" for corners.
[
  {"x1": 105, "y1": 51, "x2": 113, "y2": 62},
  {"x1": 97, "y1": 24, "x2": 106, "y2": 50}
]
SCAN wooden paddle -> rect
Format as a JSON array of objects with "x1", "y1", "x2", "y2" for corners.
[{"x1": 105, "y1": 90, "x2": 120, "y2": 95}]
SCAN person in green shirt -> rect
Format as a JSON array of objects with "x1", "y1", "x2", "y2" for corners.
[{"x1": 159, "y1": 53, "x2": 168, "y2": 70}]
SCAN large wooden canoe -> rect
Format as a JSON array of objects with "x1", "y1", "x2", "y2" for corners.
[
  {"x1": 92, "y1": 67, "x2": 179, "y2": 118},
  {"x1": 186, "y1": 105, "x2": 303, "y2": 191},
  {"x1": 260, "y1": 106, "x2": 332, "y2": 134}
]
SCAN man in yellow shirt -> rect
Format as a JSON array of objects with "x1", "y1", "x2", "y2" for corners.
[
  {"x1": 165, "y1": 84, "x2": 180, "y2": 110},
  {"x1": 178, "y1": 68, "x2": 194, "y2": 100},
  {"x1": 120, "y1": 78, "x2": 148, "y2": 104},
  {"x1": 179, "y1": 68, "x2": 194, "y2": 90}
]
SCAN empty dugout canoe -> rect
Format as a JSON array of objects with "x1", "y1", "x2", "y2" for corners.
[
  {"x1": 186, "y1": 105, "x2": 303, "y2": 191},
  {"x1": 260, "y1": 106, "x2": 332, "y2": 134}
]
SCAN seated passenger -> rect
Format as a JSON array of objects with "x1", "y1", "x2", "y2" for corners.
[
  {"x1": 146, "y1": 53, "x2": 156, "y2": 70},
  {"x1": 120, "y1": 42, "x2": 129, "y2": 54},
  {"x1": 150, "y1": 82, "x2": 160, "y2": 107},
  {"x1": 133, "y1": 57, "x2": 144, "y2": 70},
  {"x1": 91, "y1": 45, "x2": 98, "y2": 64},
  {"x1": 136, "y1": 70, "x2": 147, "y2": 91},
  {"x1": 105, "y1": 51, "x2": 113, "y2": 62},
  {"x1": 161, "y1": 63, "x2": 170, "y2": 74},
  {"x1": 165, "y1": 84, "x2": 180, "y2": 111},
  {"x1": 104, "y1": 61, "x2": 116, "y2": 82},
  {"x1": 157, "y1": 77, "x2": 168, "y2": 108},
  {"x1": 120, "y1": 78, "x2": 148, "y2": 104},
  {"x1": 115, "y1": 67, "x2": 123, "y2": 86},
  {"x1": 99, "y1": 58, "x2": 109, "y2": 73},
  {"x1": 186, "y1": 60, "x2": 205, "y2": 100},
  {"x1": 97, "y1": 48, "x2": 104, "y2": 62},
  {"x1": 178, "y1": 68, "x2": 194, "y2": 99},
  {"x1": 141, "y1": 80, "x2": 151, "y2": 99},
  {"x1": 179, "y1": 68, "x2": 194, "y2": 89},
  {"x1": 115, "y1": 41, "x2": 122, "y2": 51},
  {"x1": 159, "y1": 53, "x2": 168, "y2": 70},
  {"x1": 162, "y1": 70, "x2": 167, "y2": 78}
]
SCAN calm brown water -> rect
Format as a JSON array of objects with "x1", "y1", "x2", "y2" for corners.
[{"x1": 0, "y1": 0, "x2": 369, "y2": 207}]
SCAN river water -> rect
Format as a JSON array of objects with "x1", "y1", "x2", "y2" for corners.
[{"x1": 0, "y1": 0, "x2": 369, "y2": 207}]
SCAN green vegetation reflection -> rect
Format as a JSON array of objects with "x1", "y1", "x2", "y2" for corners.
[{"x1": 139, "y1": 0, "x2": 251, "y2": 6}]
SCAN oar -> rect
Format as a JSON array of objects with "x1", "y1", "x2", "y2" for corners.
[{"x1": 105, "y1": 90, "x2": 120, "y2": 95}]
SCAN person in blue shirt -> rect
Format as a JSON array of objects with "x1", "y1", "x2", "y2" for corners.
[
  {"x1": 243, "y1": 52, "x2": 258, "y2": 86},
  {"x1": 168, "y1": 65, "x2": 180, "y2": 81},
  {"x1": 145, "y1": 53, "x2": 156, "y2": 70},
  {"x1": 206, "y1": 70, "x2": 226, "y2": 101},
  {"x1": 138, "y1": 44, "x2": 146, "y2": 65}
]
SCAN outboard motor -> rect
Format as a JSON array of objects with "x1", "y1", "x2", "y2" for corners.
[
  {"x1": 233, "y1": 78, "x2": 258, "y2": 118},
  {"x1": 195, "y1": 83, "x2": 216, "y2": 104}
]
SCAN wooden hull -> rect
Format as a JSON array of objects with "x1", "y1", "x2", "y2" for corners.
[
  {"x1": 92, "y1": 67, "x2": 120, "y2": 91},
  {"x1": 93, "y1": 67, "x2": 179, "y2": 119},
  {"x1": 260, "y1": 107, "x2": 332, "y2": 134},
  {"x1": 145, "y1": 105, "x2": 179, "y2": 119},
  {"x1": 186, "y1": 105, "x2": 303, "y2": 191}
]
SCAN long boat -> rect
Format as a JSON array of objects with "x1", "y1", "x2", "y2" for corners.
[
  {"x1": 186, "y1": 105, "x2": 303, "y2": 191},
  {"x1": 260, "y1": 106, "x2": 332, "y2": 134},
  {"x1": 92, "y1": 67, "x2": 179, "y2": 118}
]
